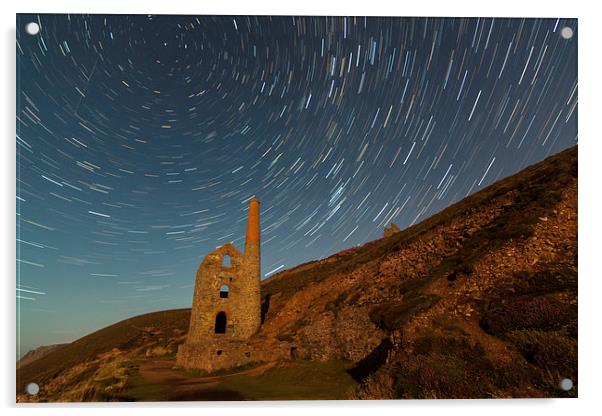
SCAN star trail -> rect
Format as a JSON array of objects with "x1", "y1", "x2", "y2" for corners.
[{"x1": 16, "y1": 14, "x2": 577, "y2": 354}]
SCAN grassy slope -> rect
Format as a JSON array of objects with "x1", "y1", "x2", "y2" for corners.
[
  {"x1": 116, "y1": 359, "x2": 356, "y2": 401},
  {"x1": 17, "y1": 309, "x2": 190, "y2": 393},
  {"x1": 219, "y1": 360, "x2": 357, "y2": 400}
]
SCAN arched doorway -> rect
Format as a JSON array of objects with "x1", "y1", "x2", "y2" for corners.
[{"x1": 214, "y1": 311, "x2": 227, "y2": 334}]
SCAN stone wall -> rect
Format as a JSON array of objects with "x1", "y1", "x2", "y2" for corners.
[
  {"x1": 176, "y1": 337, "x2": 291, "y2": 373},
  {"x1": 185, "y1": 243, "x2": 250, "y2": 342}
]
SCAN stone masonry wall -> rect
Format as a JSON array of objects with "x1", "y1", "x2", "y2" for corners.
[
  {"x1": 186, "y1": 243, "x2": 248, "y2": 342},
  {"x1": 177, "y1": 337, "x2": 291, "y2": 373},
  {"x1": 176, "y1": 198, "x2": 262, "y2": 371}
]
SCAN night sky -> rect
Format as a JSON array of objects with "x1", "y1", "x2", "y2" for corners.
[{"x1": 16, "y1": 14, "x2": 577, "y2": 355}]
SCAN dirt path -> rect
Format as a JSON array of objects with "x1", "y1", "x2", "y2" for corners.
[{"x1": 136, "y1": 360, "x2": 275, "y2": 401}]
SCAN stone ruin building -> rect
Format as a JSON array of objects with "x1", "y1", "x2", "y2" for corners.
[
  {"x1": 383, "y1": 223, "x2": 401, "y2": 238},
  {"x1": 176, "y1": 198, "x2": 263, "y2": 372}
]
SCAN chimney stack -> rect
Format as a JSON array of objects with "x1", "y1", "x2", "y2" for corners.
[
  {"x1": 244, "y1": 198, "x2": 260, "y2": 255},
  {"x1": 243, "y1": 198, "x2": 261, "y2": 336}
]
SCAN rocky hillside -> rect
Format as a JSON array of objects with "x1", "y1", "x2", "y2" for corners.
[
  {"x1": 260, "y1": 145, "x2": 577, "y2": 399},
  {"x1": 17, "y1": 146, "x2": 577, "y2": 401}
]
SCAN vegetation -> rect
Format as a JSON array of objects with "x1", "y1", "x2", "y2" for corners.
[
  {"x1": 115, "y1": 359, "x2": 356, "y2": 401},
  {"x1": 394, "y1": 337, "x2": 494, "y2": 398},
  {"x1": 220, "y1": 360, "x2": 357, "y2": 400},
  {"x1": 390, "y1": 332, "x2": 542, "y2": 399},
  {"x1": 480, "y1": 295, "x2": 574, "y2": 335},
  {"x1": 475, "y1": 263, "x2": 578, "y2": 397},
  {"x1": 17, "y1": 309, "x2": 190, "y2": 393},
  {"x1": 114, "y1": 370, "x2": 170, "y2": 402},
  {"x1": 506, "y1": 330, "x2": 576, "y2": 376}
]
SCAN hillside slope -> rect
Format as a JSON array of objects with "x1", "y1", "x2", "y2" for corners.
[
  {"x1": 17, "y1": 146, "x2": 577, "y2": 401},
  {"x1": 17, "y1": 344, "x2": 67, "y2": 369},
  {"x1": 260, "y1": 145, "x2": 577, "y2": 399},
  {"x1": 17, "y1": 309, "x2": 191, "y2": 400}
]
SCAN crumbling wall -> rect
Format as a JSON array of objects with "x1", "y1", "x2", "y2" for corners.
[
  {"x1": 176, "y1": 337, "x2": 291, "y2": 373},
  {"x1": 383, "y1": 223, "x2": 401, "y2": 238},
  {"x1": 186, "y1": 243, "x2": 247, "y2": 342}
]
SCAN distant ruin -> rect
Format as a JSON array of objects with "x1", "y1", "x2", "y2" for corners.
[
  {"x1": 176, "y1": 199, "x2": 263, "y2": 372},
  {"x1": 383, "y1": 223, "x2": 401, "y2": 238}
]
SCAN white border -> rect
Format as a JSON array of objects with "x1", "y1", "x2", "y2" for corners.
[{"x1": 3, "y1": 1, "x2": 601, "y2": 415}]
